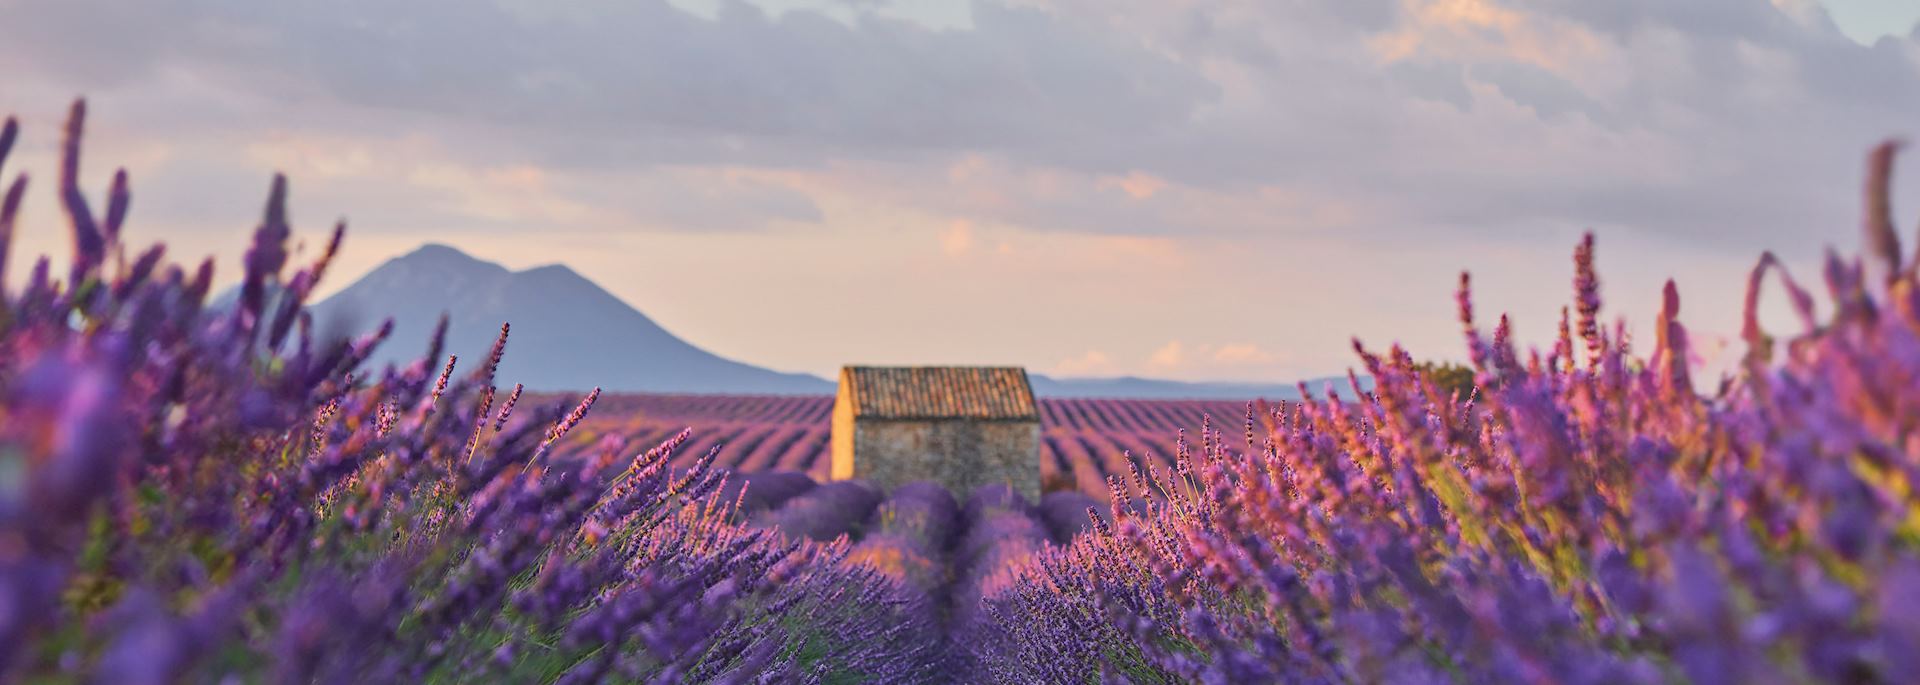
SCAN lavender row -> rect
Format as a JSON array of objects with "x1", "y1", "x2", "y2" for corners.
[{"x1": 552, "y1": 393, "x2": 1268, "y2": 492}]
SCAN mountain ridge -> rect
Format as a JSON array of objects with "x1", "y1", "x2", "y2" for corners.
[
  {"x1": 306, "y1": 244, "x2": 832, "y2": 394},
  {"x1": 292, "y1": 243, "x2": 1350, "y2": 399}
]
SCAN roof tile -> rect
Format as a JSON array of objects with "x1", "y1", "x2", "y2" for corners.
[{"x1": 841, "y1": 366, "x2": 1038, "y2": 420}]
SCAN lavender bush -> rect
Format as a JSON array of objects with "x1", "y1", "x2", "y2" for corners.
[
  {"x1": 0, "y1": 102, "x2": 940, "y2": 683},
  {"x1": 755, "y1": 480, "x2": 884, "y2": 544},
  {"x1": 1036, "y1": 490, "x2": 1105, "y2": 544},
  {"x1": 718, "y1": 469, "x2": 819, "y2": 516},
  {"x1": 847, "y1": 482, "x2": 959, "y2": 592},
  {"x1": 971, "y1": 145, "x2": 1920, "y2": 683}
]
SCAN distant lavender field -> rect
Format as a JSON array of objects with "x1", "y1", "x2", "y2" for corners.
[{"x1": 539, "y1": 393, "x2": 1260, "y2": 495}]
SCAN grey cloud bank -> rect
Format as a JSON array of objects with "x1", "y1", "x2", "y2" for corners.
[{"x1": 3, "y1": 0, "x2": 1915, "y2": 244}]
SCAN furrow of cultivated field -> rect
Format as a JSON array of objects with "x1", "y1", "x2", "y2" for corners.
[{"x1": 543, "y1": 394, "x2": 1285, "y2": 493}]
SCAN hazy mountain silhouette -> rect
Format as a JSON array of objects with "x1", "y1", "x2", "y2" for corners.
[
  {"x1": 307, "y1": 244, "x2": 833, "y2": 394},
  {"x1": 1026, "y1": 374, "x2": 1368, "y2": 401},
  {"x1": 289, "y1": 243, "x2": 1359, "y2": 398}
]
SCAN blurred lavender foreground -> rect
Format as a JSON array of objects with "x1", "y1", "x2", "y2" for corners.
[
  {"x1": 967, "y1": 146, "x2": 1920, "y2": 682},
  {"x1": 0, "y1": 101, "x2": 941, "y2": 682}
]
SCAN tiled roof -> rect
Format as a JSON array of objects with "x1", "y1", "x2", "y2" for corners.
[{"x1": 840, "y1": 366, "x2": 1039, "y2": 420}]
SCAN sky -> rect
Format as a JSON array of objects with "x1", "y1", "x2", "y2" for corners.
[{"x1": 1, "y1": 0, "x2": 1918, "y2": 384}]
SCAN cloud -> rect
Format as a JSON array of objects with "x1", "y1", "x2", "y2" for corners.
[
  {"x1": 239, "y1": 132, "x2": 824, "y2": 233},
  {"x1": 1148, "y1": 341, "x2": 1186, "y2": 368},
  {"x1": 0, "y1": 0, "x2": 1217, "y2": 173},
  {"x1": 940, "y1": 219, "x2": 975, "y2": 255},
  {"x1": 1471, "y1": 61, "x2": 1615, "y2": 123},
  {"x1": 1388, "y1": 60, "x2": 1476, "y2": 110},
  {"x1": 6, "y1": 0, "x2": 1913, "y2": 252},
  {"x1": 1130, "y1": 340, "x2": 1290, "y2": 380},
  {"x1": 1211, "y1": 343, "x2": 1276, "y2": 365},
  {"x1": 1100, "y1": 172, "x2": 1168, "y2": 200},
  {"x1": 1052, "y1": 349, "x2": 1116, "y2": 376},
  {"x1": 1031, "y1": 0, "x2": 1914, "y2": 252}
]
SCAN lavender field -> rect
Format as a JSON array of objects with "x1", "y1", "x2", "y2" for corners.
[
  {"x1": 7, "y1": 97, "x2": 1920, "y2": 684},
  {"x1": 539, "y1": 392, "x2": 1262, "y2": 496}
]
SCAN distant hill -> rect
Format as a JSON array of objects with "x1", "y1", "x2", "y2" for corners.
[
  {"x1": 302, "y1": 244, "x2": 833, "y2": 394},
  {"x1": 1027, "y1": 374, "x2": 1369, "y2": 401},
  {"x1": 263, "y1": 243, "x2": 1362, "y2": 398}
]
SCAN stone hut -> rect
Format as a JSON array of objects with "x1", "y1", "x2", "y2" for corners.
[{"x1": 831, "y1": 366, "x2": 1040, "y2": 500}]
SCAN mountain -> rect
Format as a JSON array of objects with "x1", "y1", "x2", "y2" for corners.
[
  {"x1": 285, "y1": 243, "x2": 1362, "y2": 398},
  {"x1": 305, "y1": 244, "x2": 833, "y2": 394},
  {"x1": 1027, "y1": 374, "x2": 1370, "y2": 401}
]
